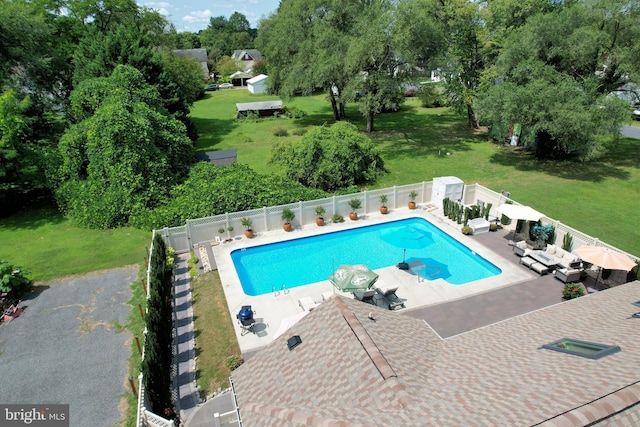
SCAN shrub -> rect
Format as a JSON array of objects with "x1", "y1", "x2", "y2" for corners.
[
  {"x1": 0, "y1": 260, "x2": 32, "y2": 297},
  {"x1": 269, "y1": 122, "x2": 385, "y2": 192},
  {"x1": 271, "y1": 126, "x2": 289, "y2": 137},
  {"x1": 225, "y1": 355, "x2": 244, "y2": 370},
  {"x1": 562, "y1": 232, "x2": 573, "y2": 251},
  {"x1": 292, "y1": 128, "x2": 307, "y2": 136},
  {"x1": 166, "y1": 247, "x2": 175, "y2": 271},
  {"x1": 332, "y1": 213, "x2": 344, "y2": 223},
  {"x1": 461, "y1": 226, "x2": 473, "y2": 235},
  {"x1": 562, "y1": 283, "x2": 585, "y2": 299}
]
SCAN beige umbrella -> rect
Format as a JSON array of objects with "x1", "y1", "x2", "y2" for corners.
[
  {"x1": 496, "y1": 204, "x2": 544, "y2": 222},
  {"x1": 573, "y1": 246, "x2": 636, "y2": 271},
  {"x1": 573, "y1": 245, "x2": 637, "y2": 287}
]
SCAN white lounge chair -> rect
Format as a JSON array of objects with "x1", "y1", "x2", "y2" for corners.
[{"x1": 298, "y1": 296, "x2": 319, "y2": 312}]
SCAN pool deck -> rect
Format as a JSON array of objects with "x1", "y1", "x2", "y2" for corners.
[{"x1": 213, "y1": 204, "x2": 565, "y2": 355}]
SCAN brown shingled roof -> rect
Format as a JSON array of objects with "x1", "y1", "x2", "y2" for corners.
[{"x1": 231, "y1": 282, "x2": 640, "y2": 426}]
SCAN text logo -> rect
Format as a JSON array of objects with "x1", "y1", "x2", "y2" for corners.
[{"x1": 1, "y1": 405, "x2": 69, "y2": 426}]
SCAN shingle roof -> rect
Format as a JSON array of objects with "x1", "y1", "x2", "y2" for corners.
[{"x1": 231, "y1": 282, "x2": 640, "y2": 426}]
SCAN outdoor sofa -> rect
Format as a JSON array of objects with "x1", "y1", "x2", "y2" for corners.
[
  {"x1": 555, "y1": 267, "x2": 582, "y2": 283},
  {"x1": 468, "y1": 217, "x2": 491, "y2": 234}
]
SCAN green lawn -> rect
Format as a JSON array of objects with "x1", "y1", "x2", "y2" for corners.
[
  {"x1": 0, "y1": 206, "x2": 150, "y2": 282},
  {"x1": 2, "y1": 86, "x2": 638, "y2": 426},
  {"x1": 191, "y1": 91, "x2": 640, "y2": 256}
]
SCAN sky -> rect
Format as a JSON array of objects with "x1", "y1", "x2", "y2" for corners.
[{"x1": 137, "y1": 0, "x2": 281, "y2": 33}]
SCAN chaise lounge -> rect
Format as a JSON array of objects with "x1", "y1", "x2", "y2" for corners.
[
  {"x1": 353, "y1": 290, "x2": 376, "y2": 304},
  {"x1": 298, "y1": 296, "x2": 320, "y2": 312}
]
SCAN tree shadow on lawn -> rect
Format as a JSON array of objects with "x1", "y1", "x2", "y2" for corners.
[
  {"x1": 372, "y1": 118, "x2": 487, "y2": 160},
  {"x1": 0, "y1": 205, "x2": 66, "y2": 232},
  {"x1": 488, "y1": 141, "x2": 636, "y2": 183},
  {"x1": 191, "y1": 116, "x2": 238, "y2": 152}
]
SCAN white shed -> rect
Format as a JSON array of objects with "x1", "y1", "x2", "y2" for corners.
[
  {"x1": 431, "y1": 176, "x2": 464, "y2": 207},
  {"x1": 247, "y1": 74, "x2": 268, "y2": 94}
]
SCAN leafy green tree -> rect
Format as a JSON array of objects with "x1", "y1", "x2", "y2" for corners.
[
  {"x1": 216, "y1": 55, "x2": 243, "y2": 77},
  {"x1": 199, "y1": 13, "x2": 256, "y2": 57},
  {"x1": 270, "y1": 122, "x2": 385, "y2": 191},
  {"x1": 55, "y1": 65, "x2": 194, "y2": 228},
  {"x1": 129, "y1": 162, "x2": 327, "y2": 230},
  {"x1": 477, "y1": 0, "x2": 635, "y2": 159},
  {"x1": 442, "y1": 0, "x2": 487, "y2": 128}
]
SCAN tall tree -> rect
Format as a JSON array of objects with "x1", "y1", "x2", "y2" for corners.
[
  {"x1": 198, "y1": 13, "x2": 256, "y2": 57},
  {"x1": 55, "y1": 66, "x2": 193, "y2": 228},
  {"x1": 477, "y1": 0, "x2": 636, "y2": 159},
  {"x1": 258, "y1": 0, "x2": 405, "y2": 130}
]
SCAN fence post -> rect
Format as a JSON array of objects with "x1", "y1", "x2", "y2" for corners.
[
  {"x1": 363, "y1": 190, "x2": 368, "y2": 215},
  {"x1": 263, "y1": 206, "x2": 268, "y2": 231},
  {"x1": 393, "y1": 186, "x2": 398, "y2": 209},
  {"x1": 298, "y1": 200, "x2": 303, "y2": 226},
  {"x1": 185, "y1": 219, "x2": 193, "y2": 250},
  {"x1": 332, "y1": 195, "x2": 336, "y2": 216}
]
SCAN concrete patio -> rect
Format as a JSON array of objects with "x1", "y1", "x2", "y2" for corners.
[{"x1": 212, "y1": 205, "x2": 599, "y2": 355}]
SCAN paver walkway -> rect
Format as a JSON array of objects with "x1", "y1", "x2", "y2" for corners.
[{"x1": 174, "y1": 253, "x2": 200, "y2": 421}]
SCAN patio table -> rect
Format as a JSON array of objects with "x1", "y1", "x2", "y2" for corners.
[{"x1": 529, "y1": 251, "x2": 560, "y2": 269}]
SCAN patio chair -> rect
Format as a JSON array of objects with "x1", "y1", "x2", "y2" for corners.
[
  {"x1": 513, "y1": 241, "x2": 529, "y2": 257},
  {"x1": 353, "y1": 290, "x2": 376, "y2": 304},
  {"x1": 298, "y1": 296, "x2": 320, "y2": 312},
  {"x1": 555, "y1": 268, "x2": 582, "y2": 284},
  {"x1": 374, "y1": 284, "x2": 399, "y2": 298}
]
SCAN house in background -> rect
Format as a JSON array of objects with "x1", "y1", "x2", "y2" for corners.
[
  {"x1": 247, "y1": 74, "x2": 268, "y2": 94},
  {"x1": 172, "y1": 48, "x2": 209, "y2": 80},
  {"x1": 231, "y1": 49, "x2": 263, "y2": 72},
  {"x1": 230, "y1": 70, "x2": 253, "y2": 87}
]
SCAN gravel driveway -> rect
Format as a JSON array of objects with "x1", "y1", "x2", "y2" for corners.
[{"x1": 0, "y1": 266, "x2": 137, "y2": 427}]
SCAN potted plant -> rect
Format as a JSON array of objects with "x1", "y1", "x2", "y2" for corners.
[
  {"x1": 562, "y1": 283, "x2": 585, "y2": 300},
  {"x1": 348, "y1": 198, "x2": 362, "y2": 220},
  {"x1": 332, "y1": 213, "x2": 344, "y2": 223},
  {"x1": 241, "y1": 217, "x2": 253, "y2": 238},
  {"x1": 226, "y1": 226, "x2": 234, "y2": 241},
  {"x1": 408, "y1": 190, "x2": 418, "y2": 209},
  {"x1": 281, "y1": 208, "x2": 295, "y2": 232},
  {"x1": 315, "y1": 206, "x2": 326, "y2": 226},
  {"x1": 379, "y1": 194, "x2": 388, "y2": 214},
  {"x1": 461, "y1": 225, "x2": 473, "y2": 235}
]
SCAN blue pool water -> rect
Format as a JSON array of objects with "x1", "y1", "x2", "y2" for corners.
[{"x1": 231, "y1": 217, "x2": 501, "y2": 296}]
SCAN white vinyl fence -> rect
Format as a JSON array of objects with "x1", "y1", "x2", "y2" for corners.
[{"x1": 139, "y1": 180, "x2": 637, "y2": 427}]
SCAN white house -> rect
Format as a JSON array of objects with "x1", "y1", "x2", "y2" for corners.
[{"x1": 247, "y1": 74, "x2": 268, "y2": 94}]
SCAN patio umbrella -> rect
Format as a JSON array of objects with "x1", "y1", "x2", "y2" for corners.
[
  {"x1": 496, "y1": 204, "x2": 544, "y2": 222},
  {"x1": 329, "y1": 264, "x2": 379, "y2": 292},
  {"x1": 573, "y1": 245, "x2": 636, "y2": 287},
  {"x1": 381, "y1": 226, "x2": 434, "y2": 250}
]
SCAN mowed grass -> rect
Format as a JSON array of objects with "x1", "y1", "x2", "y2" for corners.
[
  {"x1": 0, "y1": 206, "x2": 150, "y2": 282},
  {"x1": 190, "y1": 270, "x2": 241, "y2": 396},
  {"x1": 191, "y1": 91, "x2": 640, "y2": 256}
]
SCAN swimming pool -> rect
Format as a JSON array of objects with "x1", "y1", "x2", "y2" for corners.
[{"x1": 231, "y1": 217, "x2": 501, "y2": 296}]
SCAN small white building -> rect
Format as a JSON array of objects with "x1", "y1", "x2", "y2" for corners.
[{"x1": 247, "y1": 74, "x2": 268, "y2": 94}]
